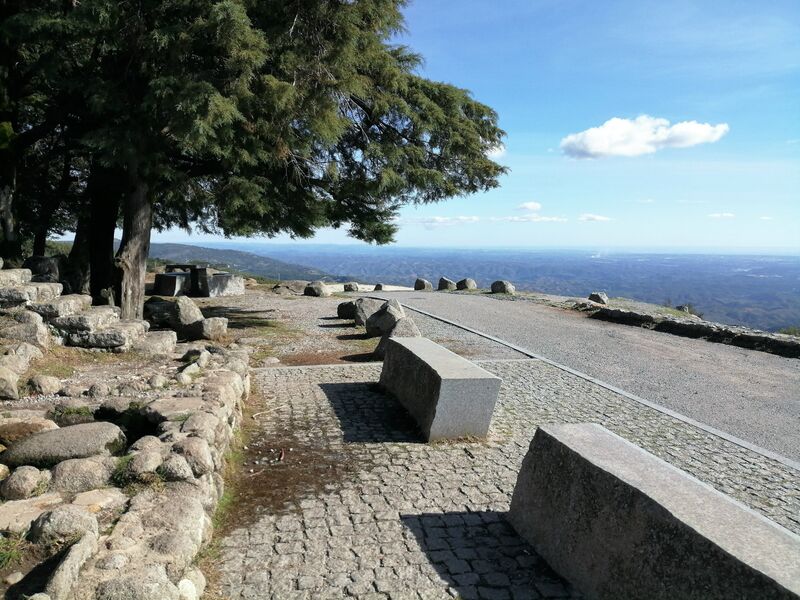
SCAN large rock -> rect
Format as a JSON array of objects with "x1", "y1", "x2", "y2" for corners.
[
  {"x1": 22, "y1": 255, "x2": 64, "y2": 281},
  {"x1": 271, "y1": 280, "x2": 308, "y2": 296},
  {"x1": 379, "y1": 337, "x2": 501, "y2": 441},
  {"x1": 365, "y1": 300, "x2": 405, "y2": 338},
  {"x1": 3, "y1": 341, "x2": 43, "y2": 363},
  {"x1": 2, "y1": 422, "x2": 127, "y2": 468},
  {"x1": 588, "y1": 291, "x2": 609, "y2": 305},
  {"x1": 28, "y1": 375, "x2": 62, "y2": 397},
  {"x1": 1, "y1": 320, "x2": 51, "y2": 347},
  {"x1": 28, "y1": 504, "x2": 98, "y2": 546},
  {"x1": 95, "y1": 565, "x2": 180, "y2": 600},
  {"x1": 49, "y1": 456, "x2": 116, "y2": 493},
  {"x1": 343, "y1": 282, "x2": 359, "y2": 292},
  {"x1": 374, "y1": 316, "x2": 422, "y2": 359},
  {"x1": 1, "y1": 465, "x2": 50, "y2": 500},
  {"x1": 491, "y1": 280, "x2": 515, "y2": 294},
  {"x1": 0, "y1": 492, "x2": 63, "y2": 534},
  {"x1": 28, "y1": 294, "x2": 92, "y2": 320},
  {"x1": 414, "y1": 278, "x2": 433, "y2": 291},
  {"x1": 0, "y1": 416, "x2": 58, "y2": 445},
  {"x1": 337, "y1": 300, "x2": 357, "y2": 320},
  {"x1": 0, "y1": 366, "x2": 19, "y2": 400},
  {"x1": 51, "y1": 305, "x2": 120, "y2": 333},
  {"x1": 0, "y1": 268, "x2": 32, "y2": 286},
  {"x1": 354, "y1": 298, "x2": 385, "y2": 327},
  {"x1": 207, "y1": 273, "x2": 245, "y2": 297},
  {"x1": 44, "y1": 529, "x2": 98, "y2": 600},
  {"x1": 132, "y1": 330, "x2": 178, "y2": 356},
  {"x1": 304, "y1": 281, "x2": 330, "y2": 297},
  {"x1": 197, "y1": 317, "x2": 227, "y2": 341},
  {"x1": 172, "y1": 437, "x2": 214, "y2": 477},
  {"x1": 456, "y1": 278, "x2": 477, "y2": 290},
  {"x1": 437, "y1": 277, "x2": 456, "y2": 291},
  {"x1": 508, "y1": 423, "x2": 800, "y2": 600}
]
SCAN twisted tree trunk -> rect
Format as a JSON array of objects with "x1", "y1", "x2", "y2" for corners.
[
  {"x1": 87, "y1": 165, "x2": 122, "y2": 302},
  {"x1": 0, "y1": 156, "x2": 21, "y2": 262},
  {"x1": 114, "y1": 168, "x2": 151, "y2": 320}
]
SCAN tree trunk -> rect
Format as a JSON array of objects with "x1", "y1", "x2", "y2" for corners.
[
  {"x1": 0, "y1": 155, "x2": 21, "y2": 262},
  {"x1": 87, "y1": 165, "x2": 122, "y2": 302},
  {"x1": 33, "y1": 152, "x2": 71, "y2": 257},
  {"x1": 65, "y1": 211, "x2": 90, "y2": 294},
  {"x1": 114, "y1": 170, "x2": 151, "y2": 320}
]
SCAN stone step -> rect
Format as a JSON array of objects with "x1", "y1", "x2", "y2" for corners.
[
  {"x1": 28, "y1": 294, "x2": 93, "y2": 320},
  {"x1": 51, "y1": 306, "x2": 120, "y2": 333},
  {"x1": 132, "y1": 330, "x2": 178, "y2": 356},
  {"x1": 64, "y1": 320, "x2": 149, "y2": 351},
  {"x1": 0, "y1": 269, "x2": 32, "y2": 287},
  {"x1": 0, "y1": 282, "x2": 63, "y2": 308}
]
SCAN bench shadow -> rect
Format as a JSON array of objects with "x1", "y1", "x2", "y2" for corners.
[
  {"x1": 319, "y1": 382, "x2": 423, "y2": 444},
  {"x1": 318, "y1": 323, "x2": 353, "y2": 329},
  {"x1": 401, "y1": 511, "x2": 574, "y2": 598},
  {"x1": 337, "y1": 332, "x2": 372, "y2": 341}
]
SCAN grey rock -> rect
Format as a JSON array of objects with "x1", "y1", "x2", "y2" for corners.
[
  {"x1": 57, "y1": 384, "x2": 86, "y2": 398},
  {"x1": 374, "y1": 317, "x2": 422, "y2": 359},
  {"x1": 95, "y1": 565, "x2": 181, "y2": 600},
  {"x1": 128, "y1": 435, "x2": 163, "y2": 453},
  {"x1": 88, "y1": 382, "x2": 111, "y2": 397},
  {"x1": 457, "y1": 278, "x2": 478, "y2": 290},
  {"x1": 128, "y1": 451, "x2": 163, "y2": 480},
  {"x1": 181, "y1": 362, "x2": 201, "y2": 377},
  {"x1": 365, "y1": 300, "x2": 405, "y2": 338},
  {"x1": 337, "y1": 300, "x2": 357, "y2": 320},
  {"x1": 28, "y1": 375, "x2": 62, "y2": 396},
  {"x1": 0, "y1": 268, "x2": 32, "y2": 286},
  {"x1": 0, "y1": 417, "x2": 58, "y2": 445},
  {"x1": 185, "y1": 316, "x2": 228, "y2": 341},
  {"x1": 1, "y1": 320, "x2": 51, "y2": 347},
  {"x1": 49, "y1": 456, "x2": 116, "y2": 493},
  {"x1": 508, "y1": 423, "x2": 800, "y2": 600},
  {"x1": 28, "y1": 294, "x2": 92, "y2": 320},
  {"x1": 207, "y1": 273, "x2": 245, "y2": 297},
  {"x1": 44, "y1": 530, "x2": 97, "y2": 600},
  {"x1": 50, "y1": 306, "x2": 120, "y2": 333},
  {"x1": 159, "y1": 454, "x2": 195, "y2": 481},
  {"x1": 4, "y1": 341, "x2": 43, "y2": 362},
  {"x1": 304, "y1": 281, "x2": 330, "y2": 297},
  {"x1": 0, "y1": 353, "x2": 30, "y2": 375},
  {"x1": 149, "y1": 374, "x2": 168, "y2": 389},
  {"x1": 373, "y1": 283, "x2": 385, "y2": 291},
  {"x1": 271, "y1": 280, "x2": 308, "y2": 296},
  {"x1": 152, "y1": 272, "x2": 191, "y2": 297},
  {"x1": 0, "y1": 492, "x2": 63, "y2": 534},
  {"x1": 588, "y1": 291, "x2": 609, "y2": 305},
  {"x1": 29, "y1": 504, "x2": 98, "y2": 546},
  {"x1": 174, "y1": 372, "x2": 192, "y2": 386},
  {"x1": 414, "y1": 278, "x2": 433, "y2": 291},
  {"x1": 2, "y1": 422, "x2": 127, "y2": 468},
  {"x1": 354, "y1": 298, "x2": 385, "y2": 327},
  {"x1": 0, "y1": 366, "x2": 19, "y2": 400},
  {"x1": 133, "y1": 330, "x2": 178, "y2": 356},
  {"x1": 1, "y1": 466, "x2": 49, "y2": 500},
  {"x1": 379, "y1": 337, "x2": 501, "y2": 441},
  {"x1": 343, "y1": 282, "x2": 359, "y2": 292},
  {"x1": 5, "y1": 572, "x2": 23, "y2": 584},
  {"x1": 491, "y1": 280, "x2": 516, "y2": 294},
  {"x1": 438, "y1": 277, "x2": 457, "y2": 291},
  {"x1": 174, "y1": 296, "x2": 204, "y2": 326},
  {"x1": 172, "y1": 437, "x2": 214, "y2": 477}
]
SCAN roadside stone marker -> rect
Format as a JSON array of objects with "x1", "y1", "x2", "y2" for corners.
[
  {"x1": 379, "y1": 337, "x2": 501, "y2": 441},
  {"x1": 508, "y1": 423, "x2": 800, "y2": 600}
]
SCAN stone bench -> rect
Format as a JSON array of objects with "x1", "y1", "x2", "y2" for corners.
[
  {"x1": 153, "y1": 272, "x2": 192, "y2": 296},
  {"x1": 508, "y1": 423, "x2": 800, "y2": 600},
  {"x1": 378, "y1": 337, "x2": 501, "y2": 441}
]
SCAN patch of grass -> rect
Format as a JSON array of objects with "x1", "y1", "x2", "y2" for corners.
[
  {"x1": 778, "y1": 326, "x2": 800, "y2": 337},
  {"x1": 0, "y1": 534, "x2": 28, "y2": 569},
  {"x1": 111, "y1": 454, "x2": 135, "y2": 488}
]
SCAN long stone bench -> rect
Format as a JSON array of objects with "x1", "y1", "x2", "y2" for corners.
[
  {"x1": 378, "y1": 337, "x2": 501, "y2": 441},
  {"x1": 508, "y1": 423, "x2": 800, "y2": 599}
]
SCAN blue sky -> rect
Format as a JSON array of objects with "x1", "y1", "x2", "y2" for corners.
[{"x1": 155, "y1": 0, "x2": 800, "y2": 251}]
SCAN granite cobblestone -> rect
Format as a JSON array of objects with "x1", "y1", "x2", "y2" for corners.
[{"x1": 212, "y1": 359, "x2": 799, "y2": 599}]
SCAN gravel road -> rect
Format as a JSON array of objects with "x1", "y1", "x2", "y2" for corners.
[{"x1": 371, "y1": 291, "x2": 800, "y2": 463}]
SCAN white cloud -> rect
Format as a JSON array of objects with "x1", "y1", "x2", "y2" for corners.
[
  {"x1": 759, "y1": 216, "x2": 774, "y2": 220},
  {"x1": 491, "y1": 215, "x2": 567, "y2": 223},
  {"x1": 560, "y1": 115, "x2": 729, "y2": 159},
  {"x1": 398, "y1": 204, "x2": 567, "y2": 228},
  {"x1": 517, "y1": 201, "x2": 543, "y2": 212},
  {"x1": 708, "y1": 212, "x2": 736, "y2": 219},
  {"x1": 579, "y1": 213, "x2": 613, "y2": 222},
  {"x1": 636, "y1": 198, "x2": 656, "y2": 204},
  {"x1": 487, "y1": 145, "x2": 506, "y2": 159},
  {"x1": 399, "y1": 216, "x2": 480, "y2": 227}
]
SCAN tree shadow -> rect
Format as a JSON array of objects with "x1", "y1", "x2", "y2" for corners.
[
  {"x1": 337, "y1": 332, "x2": 374, "y2": 341},
  {"x1": 319, "y1": 382, "x2": 423, "y2": 443},
  {"x1": 401, "y1": 511, "x2": 576, "y2": 599},
  {"x1": 318, "y1": 323, "x2": 353, "y2": 329}
]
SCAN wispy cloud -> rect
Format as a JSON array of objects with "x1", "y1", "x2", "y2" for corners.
[
  {"x1": 708, "y1": 212, "x2": 736, "y2": 219},
  {"x1": 561, "y1": 115, "x2": 729, "y2": 159},
  {"x1": 399, "y1": 216, "x2": 481, "y2": 227},
  {"x1": 759, "y1": 216, "x2": 774, "y2": 221},
  {"x1": 491, "y1": 215, "x2": 567, "y2": 223},
  {"x1": 578, "y1": 213, "x2": 613, "y2": 222},
  {"x1": 636, "y1": 198, "x2": 656, "y2": 204},
  {"x1": 487, "y1": 145, "x2": 506, "y2": 159},
  {"x1": 517, "y1": 201, "x2": 542, "y2": 211},
  {"x1": 398, "y1": 204, "x2": 567, "y2": 228}
]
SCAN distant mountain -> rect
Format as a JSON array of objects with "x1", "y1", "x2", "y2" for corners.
[{"x1": 148, "y1": 242, "x2": 344, "y2": 282}]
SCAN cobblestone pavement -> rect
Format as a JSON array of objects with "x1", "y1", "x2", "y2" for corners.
[{"x1": 212, "y1": 360, "x2": 799, "y2": 599}]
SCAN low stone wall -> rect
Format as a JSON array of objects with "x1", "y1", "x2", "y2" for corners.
[
  {"x1": 0, "y1": 344, "x2": 251, "y2": 599},
  {"x1": 590, "y1": 306, "x2": 800, "y2": 359},
  {"x1": 379, "y1": 337, "x2": 501, "y2": 441},
  {"x1": 508, "y1": 423, "x2": 800, "y2": 600}
]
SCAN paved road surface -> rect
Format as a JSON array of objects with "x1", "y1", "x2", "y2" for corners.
[{"x1": 372, "y1": 291, "x2": 800, "y2": 463}]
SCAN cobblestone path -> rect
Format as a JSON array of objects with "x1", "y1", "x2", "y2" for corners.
[{"x1": 213, "y1": 360, "x2": 799, "y2": 599}]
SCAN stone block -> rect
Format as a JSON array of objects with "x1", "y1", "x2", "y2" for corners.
[
  {"x1": 378, "y1": 337, "x2": 501, "y2": 441},
  {"x1": 207, "y1": 273, "x2": 245, "y2": 297},
  {"x1": 414, "y1": 278, "x2": 433, "y2": 291},
  {"x1": 132, "y1": 330, "x2": 178, "y2": 356},
  {"x1": 153, "y1": 273, "x2": 192, "y2": 297},
  {"x1": 0, "y1": 269, "x2": 32, "y2": 286},
  {"x1": 508, "y1": 423, "x2": 800, "y2": 600},
  {"x1": 29, "y1": 294, "x2": 92, "y2": 320}
]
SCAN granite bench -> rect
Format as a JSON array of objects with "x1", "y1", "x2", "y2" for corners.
[
  {"x1": 508, "y1": 423, "x2": 800, "y2": 599},
  {"x1": 378, "y1": 337, "x2": 501, "y2": 441}
]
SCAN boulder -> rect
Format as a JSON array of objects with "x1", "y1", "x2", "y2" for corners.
[
  {"x1": 271, "y1": 280, "x2": 308, "y2": 296},
  {"x1": 456, "y1": 278, "x2": 477, "y2": 290},
  {"x1": 491, "y1": 280, "x2": 515, "y2": 294},
  {"x1": 49, "y1": 456, "x2": 116, "y2": 493},
  {"x1": 0, "y1": 492, "x2": 63, "y2": 535},
  {"x1": 207, "y1": 273, "x2": 245, "y2": 297},
  {"x1": 354, "y1": 298, "x2": 385, "y2": 327},
  {"x1": 28, "y1": 504, "x2": 98, "y2": 546},
  {"x1": 198, "y1": 317, "x2": 227, "y2": 341},
  {"x1": 22, "y1": 255, "x2": 64, "y2": 281},
  {"x1": 132, "y1": 330, "x2": 178, "y2": 356},
  {"x1": 143, "y1": 296, "x2": 203, "y2": 338},
  {"x1": 0, "y1": 366, "x2": 19, "y2": 400},
  {"x1": 438, "y1": 277, "x2": 456, "y2": 291},
  {"x1": 337, "y1": 301, "x2": 357, "y2": 320},
  {"x1": 303, "y1": 281, "x2": 330, "y2": 297},
  {"x1": 2, "y1": 422, "x2": 127, "y2": 468},
  {"x1": 374, "y1": 283, "x2": 385, "y2": 291},
  {"x1": 1, "y1": 466, "x2": 50, "y2": 500},
  {"x1": 128, "y1": 451, "x2": 163, "y2": 481},
  {"x1": 28, "y1": 375, "x2": 62, "y2": 396},
  {"x1": 0, "y1": 353, "x2": 29, "y2": 374},
  {"x1": 588, "y1": 291, "x2": 609, "y2": 305},
  {"x1": 95, "y1": 564, "x2": 180, "y2": 600},
  {"x1": 374, "y1": 316, "x2": 422, "y2": 359},
  {"x1": 172, "y1": 438, "x2": 214, "y2": 477},
  {"x1": 0, "y1": 417, "x2": 58, "y2": 445},
  {"x1": 1, "y1": 321, "x2": 51, "y2": 348},
  {"x1": 414, "y1": 278, "x2": 433, "y2": 291},
  {"x1": 3, "y1": 341, "x2": 43, "y2": 363},
  {"x1": 343, "y1": 282, "x2": 359, "y2": 292},
  {"x1": 365, "y1": 300, "x2": 405, "y2": 338},
  {"x1": 159, "y1": 454, "x2": 194, "y2": 482}
]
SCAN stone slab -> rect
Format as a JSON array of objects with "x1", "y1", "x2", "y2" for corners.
[
  {"x1": 0, "y1": 492, "x2": 64, "y2": 534},
  {"x1": 207, "y1": 273, "x2": 245, "y2": 297},
  {"x1": 508, "y1": 423, "x2": 800, "y2": 600},
  {"x1": 0, "y1": 269, "x2": 32, "y2": 286},
  {"x1": 378, "y1": 337, "x2": 501, "y2": 441},
  {"x1": 153, "y1": 272, "x2": 192, "y2": 297}
]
